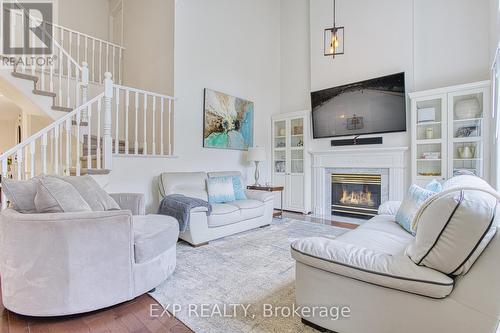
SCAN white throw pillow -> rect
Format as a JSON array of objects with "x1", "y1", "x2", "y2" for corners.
[
  {"x1": 34, "y1": 177, "x2": 92, "y2": 213},
  {"x1": 1, "y1": 176, "x2": 41, "y2": 213},
  {"x1": 53, "y1": 175, "x2": 120, "y2": 211}
]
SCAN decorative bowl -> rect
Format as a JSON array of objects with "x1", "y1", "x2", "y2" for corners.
[
  {"x1": 454, "y1": 98, "x2": 480, "y2": 119},
  {"x1": 457, "y1": 145, "x2": 476, "y2": 159}
]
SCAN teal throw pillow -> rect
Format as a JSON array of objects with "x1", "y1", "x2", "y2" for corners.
[
  {"x1": 425, "y1": 179, "x2": 443, "y2": 193},
  {"x1": 232, "y1": 176, "x2": 247, "y2": 200},
  {"x1": 395, "y1": 185, "x2": 435, "y2": 235},
  {"x1": 206, "y1": 176, "x2": 235, "y2": 203}
]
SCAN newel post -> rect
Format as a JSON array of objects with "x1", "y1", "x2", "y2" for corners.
[{"x1": 103, "y1": 72, "x2": 114, "y2": 170}]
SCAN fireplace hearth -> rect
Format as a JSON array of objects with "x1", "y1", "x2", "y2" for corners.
[{"x1": 331, "y1": 173, "x2": 382, "y2": 219}]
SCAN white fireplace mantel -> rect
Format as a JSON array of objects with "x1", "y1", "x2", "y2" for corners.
[{"x1": 310, "y1": 147, "x2": 408, "y2": 217}]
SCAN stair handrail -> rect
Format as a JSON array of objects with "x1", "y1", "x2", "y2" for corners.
[
  {"x1": 49, "y1": 22, "x2": 125, "y2": 51},
  {"x1": 112, "y1": 84, "x2": 176, "y2": 101}
]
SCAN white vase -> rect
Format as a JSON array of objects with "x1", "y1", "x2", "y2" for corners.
[
  {"x1": 454, "y1": 98, "x2": 480, "y2": 120},
  {"x1": 425, "y1": 127, "x2": 434, "y2": 139}
]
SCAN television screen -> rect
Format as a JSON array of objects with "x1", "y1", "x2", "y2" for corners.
[{"x1": 311, "y1": 72, "x2": 406, "y2": 139}]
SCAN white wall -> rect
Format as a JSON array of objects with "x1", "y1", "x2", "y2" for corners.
[
  {"x1": 0, "y1": 100, "x2": 19, "y2": 154},
  {"x1": 57, "y1": 0, "x2": 110, "y2": 40},
  {"x1": 414, "y1": 0, "x2": 490, "y2": 91},
  {"x1": 121, "y1": 0, "x2": 174, "y2": 95},
  {"x1": 489, "y1": 0, "x2": 500, "y2": 188},
  {"x1": 280, "y1": 0, "x2": 311, "y2": 113},
  {"x1": 491, "y1": 0, "x2": 500, "y2": 62},
  {"x1": 106, "y1": 0, "x2": 281, "y2": 212}
]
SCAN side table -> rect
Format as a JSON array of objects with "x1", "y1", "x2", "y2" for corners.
[{"x1": 247, "y1": 185, "x2": 284, "y2": 219}]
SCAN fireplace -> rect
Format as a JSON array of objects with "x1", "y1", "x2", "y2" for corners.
[{"x1": 331, "y1": 173, "x2": 382, "y2": 219}]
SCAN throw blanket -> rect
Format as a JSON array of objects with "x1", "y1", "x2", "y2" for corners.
[{"x1": 158, "y1": 194, "x2": 212, "y2": 232}]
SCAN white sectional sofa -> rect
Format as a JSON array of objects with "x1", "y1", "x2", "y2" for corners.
[
  {"x1": 292, "y1": 176, "x2": 500, "y2": 333},
  {"x1": 159, "y1": 171, "x2": 274, "y2": 246}
]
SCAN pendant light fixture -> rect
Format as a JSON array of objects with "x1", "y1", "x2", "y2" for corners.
[{"x1": 324, "y1": 0, "x2": 344, "y2": 59}]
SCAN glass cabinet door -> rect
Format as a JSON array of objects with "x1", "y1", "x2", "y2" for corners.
[
  {"x1": 414, "y1": 96, "x2": 447, "y2": 184},
  {"x1": 448, "y1": 89, "x2": 485, "y2": 178},
  {"x1": 290, "y1": 118, "x2": 304, "y2": 174},
  {"x1": 273, "y1": 120, "x2": 286, "y2": 174}
]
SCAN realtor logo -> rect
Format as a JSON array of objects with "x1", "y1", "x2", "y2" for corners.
[{"x1": 2, "y1": 2, "x2": 53, "y2": 55}]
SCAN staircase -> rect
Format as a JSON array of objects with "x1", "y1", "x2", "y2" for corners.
[
  {"x1": 0, "y1": 9, "x2": 175, "y2": 210},
  {"x1": 11, "y1": 70, "x2": 73, "y2": 113}
]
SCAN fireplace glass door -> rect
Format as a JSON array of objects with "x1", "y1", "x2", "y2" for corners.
[{"x1": 331, "y1": 173, "x2": 382, "y2": 219}]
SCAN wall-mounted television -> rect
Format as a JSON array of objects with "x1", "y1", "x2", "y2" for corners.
[{"x1": 311, "y1": 72, "x2": 407, "y2": 139}]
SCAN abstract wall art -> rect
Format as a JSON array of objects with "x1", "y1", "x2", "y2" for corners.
[{"x1": 203, "y1": 88, "x2": 254, "y2": 150}]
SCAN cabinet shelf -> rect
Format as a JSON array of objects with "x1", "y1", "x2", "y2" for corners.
[
  {"x1": 454, "y1": 117, "x2": 483, "y2": 123},
  {"x1": 452, "y1": 137, "x2": 482, "y2": 143},
  {"x1": 417, "y1": 175, "x2": 443, "y2": 180},
  {"x1": 417, "y1": 159, "x2": 441, "y2": 161},
  {"x1": 416, "y1": 139, "x2": 443, "y2": 145},
  {"x1": 417, "y1": 121, "x2": 441, "y2": 126}
]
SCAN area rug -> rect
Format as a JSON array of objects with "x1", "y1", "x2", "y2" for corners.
[{"x1": 150, "y1": 218, "x2": 348, "y2": 333}]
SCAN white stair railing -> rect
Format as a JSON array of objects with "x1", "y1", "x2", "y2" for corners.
[
  {"x1": 0, "y1": 92, "x2": 106, "y2": 210},
  {"x1": 50, "y1": 24, "x2": 125, "y2": 85},
  {"x1": 7, "y1": 6, "x2": 124, "y2": 85},
  {"x1": 107, "y1": 77, "x2": 175, "y2": 157}
]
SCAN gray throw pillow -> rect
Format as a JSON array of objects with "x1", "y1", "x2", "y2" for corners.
[
  {"x1": 2, "y1": 177, "x2": 41, "y2": 213},
  {"x1": 53, "y1": 175, "x2": 120, "y2": 211},
  {"x1": 34, "y1": 177, "x2": 92, "y2": 213}
]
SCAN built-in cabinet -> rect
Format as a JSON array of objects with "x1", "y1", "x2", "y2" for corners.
[
  {"x1": 410, "y1": 81, "x2": 491, "y2": 187},
  {"x1": 271, "y1": 111, "x2": 311, "y2": 214}
]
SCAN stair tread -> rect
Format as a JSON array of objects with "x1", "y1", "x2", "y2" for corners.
[
  {"x1": 83, "y1": 135, "x2": 127, "y2": 145},
  {"x1": 12, "y1": 72, "x2": 39, "y2": 82},
  {"x1": 52, "y1": 105, "x2": 73, "y2": 112},
  {"x1": 72, "y1": 121, "x2": 89, "y2": 126},
  {"x1": 33, "y1": 89, "x2": 56, "y2": 97},
  {"x1": 81, "y1": 149, "x2": 145, "y2": 156},
  {"x1": 70, "y1": 168, "x2": 111, "y2": 176}
]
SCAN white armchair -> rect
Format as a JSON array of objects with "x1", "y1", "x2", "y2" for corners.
[{"x1": 0, "y1": 193, "x2": 178, "y2": 317}]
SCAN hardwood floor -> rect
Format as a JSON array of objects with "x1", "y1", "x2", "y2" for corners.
[
  {"x1": 0, "y1": 213, "x2": 357, "y2": 333},
  {"x1": 0, "y1": 292, "x2": 193, "y2": 333}
]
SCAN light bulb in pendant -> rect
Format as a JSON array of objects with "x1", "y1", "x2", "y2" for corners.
[{"x1": 330, "y1": 34, "x2": 338, "y2": 53}]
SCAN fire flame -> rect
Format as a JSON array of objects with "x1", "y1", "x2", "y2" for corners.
[{"x1": 339, "y1": 186, "x2": 375, "y2": 207}]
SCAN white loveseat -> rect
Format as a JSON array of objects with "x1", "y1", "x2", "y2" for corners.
[
  {"x1": 292, "y1": 176, "x2": 500, "y2": 333},
  {"x1": 159, "y1": 171, "x2": 274, "y2": 246}
]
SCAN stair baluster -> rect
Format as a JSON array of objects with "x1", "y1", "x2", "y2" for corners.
[
  {"x1": 152, "y1": 97, "x2": 156, "y2": 155},
  {"x1": 115, "y1": 86, "x2": 120, "y2": 154},
  {"x1": 103, "y1": 72, "x2": 114, "y2": 170},
  {"x1": 143, "y1": 93, "x2": 148, "y2": 155}
]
